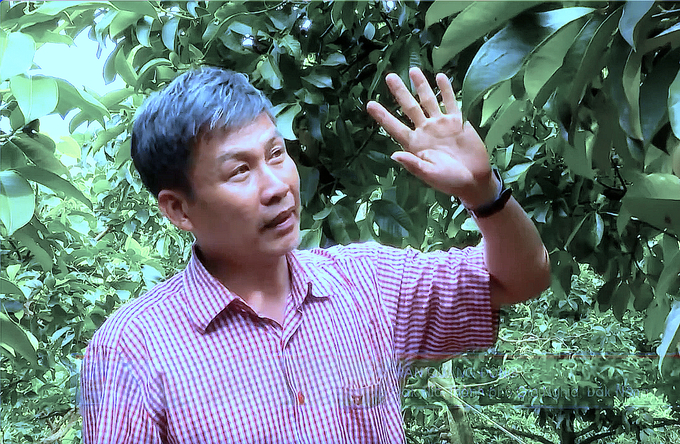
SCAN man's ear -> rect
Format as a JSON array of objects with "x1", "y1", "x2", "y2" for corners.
[{"x1": 158, "y1": 189, "x2": 194, "y2": 232}]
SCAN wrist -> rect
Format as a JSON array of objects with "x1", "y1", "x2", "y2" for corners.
[
  {"x1": 462, "y1": 168, "x2": 512, "y2": 218},
  {"x1": 459, "y1": 170, "x2": 502, "y2": 209}
]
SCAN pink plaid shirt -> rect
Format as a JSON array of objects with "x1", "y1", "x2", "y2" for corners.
[{"x1": 80, "y1": 242, "x2": 498, "y2": 443}]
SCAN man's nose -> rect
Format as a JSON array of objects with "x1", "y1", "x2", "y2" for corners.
[{"x1": 260, "y1": 165, "x2": 289, "y2": 205}]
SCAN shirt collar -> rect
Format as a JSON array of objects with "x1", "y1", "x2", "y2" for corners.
[{"x1": 181, "y1": 246, "x2": 334, "y2": 334}]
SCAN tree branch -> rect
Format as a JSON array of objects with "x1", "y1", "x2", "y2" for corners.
[
  {"x1": 343, "y1": 126, "x2": 379, "y2": 167},
  {"x1": 578, "y1": 430, "x2": 616, "y2": 444},
  {"x1": 650, "y1": 418, "x2": 680, "y2": 428},
  {"x1": 476, "y1": 425, "x2": 556, "y2": 444},
  {"x1": 93, "y1": 226, "x2": 110, "y2": 242},
  {"x1": 379, "y1": 10, "x2": 396, "y2": 40},
  {"x1": 39, "y1": 409, "x2": 79, "y2": 444},
  {"x1": 573, "y1": 422, "x2": 598, "y2": 439}
]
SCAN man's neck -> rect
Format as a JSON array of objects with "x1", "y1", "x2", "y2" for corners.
[{"x1": 195, "y1": 247, "x2": 291, "y2": 324}]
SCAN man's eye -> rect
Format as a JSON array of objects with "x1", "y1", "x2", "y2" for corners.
[
  {"x1": 271, "y1": 147, "x2": 285, "y2": 158},
  {"x1": 232, "y1": 165, "x2": 249, "y2": 177}
]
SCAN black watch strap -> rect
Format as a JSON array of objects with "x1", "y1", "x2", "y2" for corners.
[{"x1": 466, "y1": 169, "x2": 512, "y2": 218}]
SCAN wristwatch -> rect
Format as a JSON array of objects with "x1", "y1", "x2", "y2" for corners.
[{"x1": 465, "y1": 168, "x2": 512, "y2": 218}]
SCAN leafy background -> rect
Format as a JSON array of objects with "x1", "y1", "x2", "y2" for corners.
[{"x1": 1, "y1": 1, "x2": 680, "y2": 443}]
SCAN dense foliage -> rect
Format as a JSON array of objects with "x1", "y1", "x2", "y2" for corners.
[{"x1": 1, "y1": 1, "x2": 680, "y2": 442}]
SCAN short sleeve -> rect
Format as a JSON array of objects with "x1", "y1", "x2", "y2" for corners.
[
  {"x1": 371, "y1": 243, "x2": 499, "y2": 362},
  {"x1": 80, "y1": 335, "x2": 163, "y2": 444}
]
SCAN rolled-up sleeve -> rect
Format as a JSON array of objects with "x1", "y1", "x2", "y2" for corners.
[
  {"x1": 371, "y1": 243, "x2": 499, "y2": 362},
  {"x1": 80, "y1": 337, "x2": 163, "y2": 444}
]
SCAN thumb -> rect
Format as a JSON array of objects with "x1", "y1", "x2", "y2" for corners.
[
  {"x1": 390, "y1": 151, "x2": 432, "y2": 180},
  {"x1": 391, "y1": 151, "x2": 430, "y2": 177}
]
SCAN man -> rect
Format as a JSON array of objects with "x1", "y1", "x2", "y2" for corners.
[{"x1": 80, "y1": 65, "x2": 550, "y2": 443}]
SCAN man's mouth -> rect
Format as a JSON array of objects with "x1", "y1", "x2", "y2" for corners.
[{"x1": 263, "y1": 207, "x2": 296, "y2": 230}]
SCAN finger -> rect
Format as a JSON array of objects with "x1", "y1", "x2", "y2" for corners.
[
  {"x1": 385, "y1": 73, "x2": 426, "y2": 126},
  {"x1": 410, "y1": 67, "x2": 441, "y2": 118},
  {"x1": 367, "y1": 101, "x2": 412, "y2": 147},
  {"x1": 391, "y1": 151, "x2": 431, "y2": 178},
  {"x1": 436, "y1": 73, "x2": 459, "y2": 116}
]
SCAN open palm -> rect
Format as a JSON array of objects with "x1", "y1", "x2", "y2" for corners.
[{"x1": 367, "y1": 67, "x2": 495, "y2": 208}]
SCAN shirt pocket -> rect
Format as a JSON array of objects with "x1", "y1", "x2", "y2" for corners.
[
  {"x1": 339, "y1": 376, "x2": 388, "y2": 409},
  {"x1": 339, "y1": 373, "x2": 392, "y2": 444}
]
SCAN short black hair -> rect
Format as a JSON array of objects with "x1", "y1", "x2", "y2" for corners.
[{"x1": 131, "y1": 66, "x2": 273, "y2": 198}]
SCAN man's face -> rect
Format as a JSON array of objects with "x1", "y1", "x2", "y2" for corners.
[{"x1": 181, "y1": 113, "x2": 301, "y2": 264}]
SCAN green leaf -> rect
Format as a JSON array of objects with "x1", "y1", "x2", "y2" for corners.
[
  {"x1": 275, "y1": 103, "x2": 301, "y2": 141},
  {"x1": 484, "y1": 98, "x2": 528, "y2": 150},
  {"x1": 228, "y1": 21, "x2": 252, "y2": 36},
  {"x1": 141, "y1": 264, "x2": 164, "y2": 287},
  {"x1": 0, "y1": 140, "x2": 28, "y2": 170},
  {"x1": 109, "y1": 10, "x2": 140, "y2": 39},
  {"x1": 100, "y1": 87, "x2": 135, "y2": 109},
  {"x1": 640, "y1": 48, "x2": 680, "y2": 145},
  {"x1": 55, "y1": 78, "x2": 109, "y2": 127},
  {"x1": 606, "y1": 34, "x2": 644, "y2": 153},
  {"x1": 425, "y1": 1, "x2": 472, "y2": 28},
  {"x1": 562, "y1": 9, "x2": 622, "y2": 119},
  {"x1": 524, "y1": 18, "x2": 585, "y2": 103},
  {"x1": 136, "y1": 16, "x2": 153, "y2": 47},
  {"x1": 0, "y1": 313, "x2": 38, "y2": 368},
  {"x1": 612, "y1": 281, "x2": 631, "y2": 322},
  {"x1": 657, "y1": 300, "x2": 680, "y2": 373},
  {"x1": 621, "y1": 48, "x2": 643, "y2": 140},
  {"x1": 321, "y1": 53, "x2": 347, "y2": 66},
  {"x1": 111, "y1": 0, "x2": 158, "y2": 19},
  {"x1": 645, "y1": 295, "x2": 670, "y2": 341},
  {"x1": 92, "y1": 123, "x2": 127, "y2": 154},
  {"x1": 302, "y1": 72, "x2": 333, "y2": 89},
  {"x1": 279, "y1": 34, "x2": 301, "y2": 60},
  {"x1": 655, "y1": 252, "x2": 680, "y2": 300},
  {"x1": 462, "y1": 8, "x2": 593, "y2": 113},
  {"x1": 0, "y1": 31, "x2": 35, "y2": 81},
  {"x1": 0, "y1": 170, "x2": 35, "y2": 236},
  {"x1": 562, "y1": 131, "x2": 595, "y2": 180},
  {"x1": 543, "y1": 14, "x2": 600, "y2": 98},
  {"x1": 299, "y1": 227, "x2": 322, "y2": 250},
  {"x1": 668, "y1": 67, "x2": 680, "y2": 140},
  {"x1": 10, "y1": 75, "x2": 59, "y2": 122},
  {"x1": 298, "y1": 165, "x2": 319, "y2": 207},
  {"x1": 433, "y1": 1, "x2": 545, "y2": 70},
  {"x1": 16, "y1": 166, "x2": 92, "y2": 210},
  {"x1": 371, "y1": 199, "x2": 413, "y2": 239},
  {"x1": 136, "y1": 58, "x2": 174, "y2": 90},
  {"x1": 481, "y1": 82, "x2": 512, "y2": 126},
  {"x1": 622, "y1": 173, "x2": 680, "y2": 235},
  {"x1": 30, "y1": 1, "x2": 107, "y2": 16},
  {"x1": 12, "y1": 133, "x2": 69, "y2": 176},
  {"x1": 12, "y1": 226, "x2": 53, "y2": 271},
  {"x1": 0, "y1": 278, "x2": 24, "y2": 298},
  {"x1": 461, "y1": 216, "x2": 479, "y2": 232},
  {"x1": 115, "y1": 138, "x2": 132, "y2": 168},
  {"x1": 501, "y1": 162, "x2": 532, "y2": 184},
  {"x1": 640, "y1": 20, "x2": 680, "y2": 53},
  {"x1": 56, "y1": 135, "x2": 81, "y2": 159},
  {"x1": 162, "y1": 17, "x2": 179, "y2": 52},
  {"x1": 115, "y1": 45, "x2": 139, "y2": 86},
  {"x1": 328, "y1": 204, "x2": 359, "y2": 245},
  {"x1": 565, "y1": 214, "x2": 587, "y2": 250},
  {"x1": 633, "y1": 279, "x2": 654, "y2": 311},
  {"x1": 313, "y1": 206, "x2": 332, "y2": 221},
  {"x1": 618, "y1": 0, "x2": 654, "y2": 51}
]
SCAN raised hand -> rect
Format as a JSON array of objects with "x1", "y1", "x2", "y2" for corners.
[{"x1": 367, "y1": 67, "x2": 497, "y2": 208}]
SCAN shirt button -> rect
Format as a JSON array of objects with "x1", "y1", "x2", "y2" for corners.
[{"x1": 297, "y1": 391, "x2": 305, "y2": 405}]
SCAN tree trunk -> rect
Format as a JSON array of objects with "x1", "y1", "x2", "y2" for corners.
[
  {"x1": 559, "y1": 413, "x2": 576, "y2": 444},
  {"x1": 446, "y1": 402, "x2": 475, "y2": 444}
]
